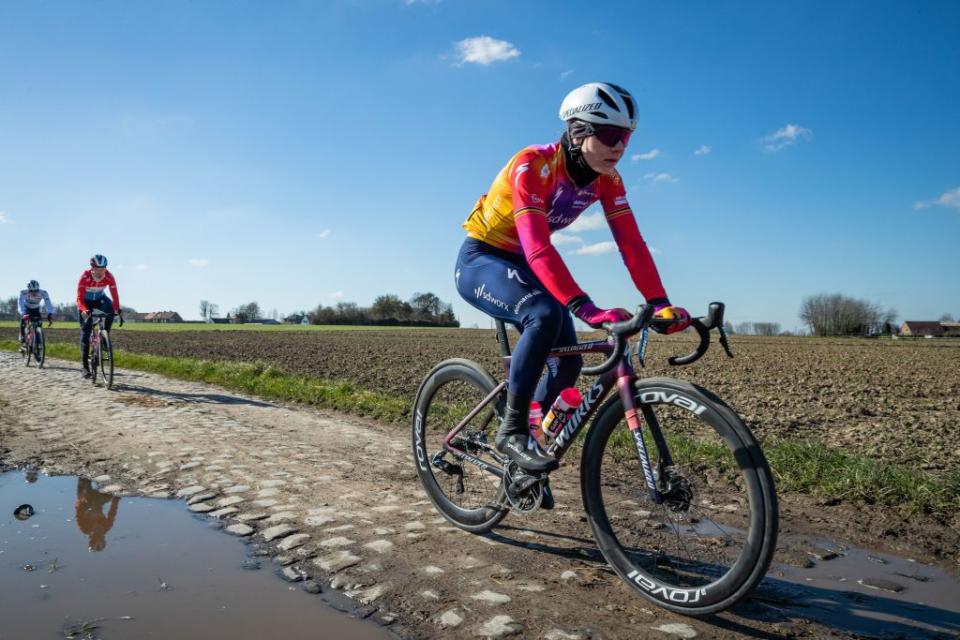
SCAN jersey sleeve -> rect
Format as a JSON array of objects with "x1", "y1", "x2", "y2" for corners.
[
  {"x1": 18, "y1": 291, "x2": 27, "y2": 316},
  {"x1": 77, "y1": 275, "x2": 87, "y2": 312},
  {"x1": 511, "y1": 150, "x2": 587, "y2": 305},
  {"x1": 106, "y1": 271, "x2": 121, "y2": 311},
  {"x1": 599, "y1": 175, "x2": 668, "y2": 302},
  {"x1": 42, "y1": 291, "x2": 54, "y2": 315}
]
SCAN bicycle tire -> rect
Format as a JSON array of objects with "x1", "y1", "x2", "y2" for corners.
[
  {"x1": 412, "y1": 358, "x2": 508, "y2": 533},
  {"x1": 91, "y1": 333, "x2": 100, "y2": 385},
  {"x1": 581, "y1": 377, "x2": 778, "y2": 615},
  {"x1": 101, "y1": 331, "x2": 114, "y2": 389},
  {"x1": 35, "y1": 327, "x2": 45, "y2": 368}
]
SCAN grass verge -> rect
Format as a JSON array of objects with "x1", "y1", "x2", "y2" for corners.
[{"x1": 3, "y1": 339, "x2": 958, "y2": 518}]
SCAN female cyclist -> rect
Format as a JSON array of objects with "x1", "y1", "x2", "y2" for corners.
[{"x1": 455, "y1": 82, "x2": 691, "y2": 473}]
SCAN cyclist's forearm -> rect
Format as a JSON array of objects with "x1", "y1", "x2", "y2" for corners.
[{"x1": 607, "y1": 211, "x2": 668, "y2": 302}]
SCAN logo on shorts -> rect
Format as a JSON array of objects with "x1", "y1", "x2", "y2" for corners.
[
  {"x1": 507, "y1": 269, "x2": 527, "y2": 285},
  {"x1": 474, "y1": 283, "x2": 511, "y2": 312}
]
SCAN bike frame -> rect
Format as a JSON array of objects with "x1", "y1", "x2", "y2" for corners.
[
  {"x1": 90, "y1": 311, "x2": 111, "y2": 362},
  {"x1": 440, "y1": 320, "x2": 672, "y2": 506},
  {"x1": 25, "y1": 318, "x2": 42, "y2": 352}
]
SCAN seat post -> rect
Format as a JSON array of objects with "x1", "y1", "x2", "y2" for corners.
[{"x1": 495, "y1": 320, "x2": 511, "y2": 357}]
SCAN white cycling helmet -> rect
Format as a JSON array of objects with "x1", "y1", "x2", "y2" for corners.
[{"x1": 559, "y1": 82, "x2": 638, "y2": 131}]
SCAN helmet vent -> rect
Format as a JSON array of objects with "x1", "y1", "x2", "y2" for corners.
[
  {"x1": 597, "y1": 88, "x2": 620, "y2": 112},
  {"x1": 590, "y1": 111, "x2": 609, "y2": 120},
  {"x1": 623, "y1": 96, "x2": 635, "y2": 120}
]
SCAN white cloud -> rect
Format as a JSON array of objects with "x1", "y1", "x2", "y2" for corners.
[
  {"x1": 455, "y1": 36, "x2": 520, "y2": 65},
  {"x1": 644, "y1": 172, "x2": 679, "y2": 184},
  {"x1": 763, "y1": 123, "x2": 812, "y2": 151},
  {"x1": 566, "y1": 211, "x2": 606, "y2": 232},
  {"x1": 551, "y1": 232, "x2": 583, "y2": 245},
  {"x1": 316, "y1": 229, "x2": 332, "y2": 239},
  {"x1": 135, "y1": 264, "x2": 149, "y2": 271},
  {"x1": 560, "y1": 69, "x2": 574, "y2": 80},
  {"x1": 188, "y1": 258, "x2": 209, "y2": 267},
  {"x1": 914, "y1": 186, "x2": 960, "y2": 211},
  {"x1": 0, "y1": 211, "x2": 11, "y2": 224},
  {"x1": 632, "y1": 148, "x2": 660, "y2": 161},
  {"x1": 329, "y1": 291, "x2": 344, "y2": 299},
  {"x1": 574, "y1": 241, "x2": 617, "y2": 256},
  {"x1": 694, "y1": 145, "x2": 711, "y2": 156}
]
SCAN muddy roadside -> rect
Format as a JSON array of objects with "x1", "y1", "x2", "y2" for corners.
[{"x1": 1, "y1": 352, "x2": 958, "y2": 640}]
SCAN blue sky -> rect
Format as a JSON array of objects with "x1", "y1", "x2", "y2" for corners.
[{"x1": 1, "y1": 0, "x2": 957, "y2": 330}]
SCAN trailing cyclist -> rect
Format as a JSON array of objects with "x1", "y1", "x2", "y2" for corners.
[
  {"x1": 77, "y1": 254, "x2": 123, "y2": 378},
  {"x1": 455, "y1": 82, "x2": 691, "y2": 473},
  {"x1": 18, "y1": 280, "x2": 54, "y2": 351}
]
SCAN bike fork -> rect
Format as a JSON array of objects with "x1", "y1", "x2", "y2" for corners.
[{"x1": 617, "y1": 373, "x2": 665, "y2": 505}]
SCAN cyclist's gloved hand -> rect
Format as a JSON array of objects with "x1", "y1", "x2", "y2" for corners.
[
  {"x1": 569, "y1": 296, "x2": 632, "y2": 329},
  {"x1": 650, "y1": 299, "x2": 692, "y2": 334},
  {"x1": 47, "y1": 314, "x2": 53, "y2": 327},
  {"x1": 21, "y1": 314, "x2": 29, "y2": 322},
  {"x1": 117, "y1": 312, "x2": 124, "y2": 327}
]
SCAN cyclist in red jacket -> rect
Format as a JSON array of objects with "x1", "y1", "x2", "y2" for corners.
[
  {"x1": 77, "y1": 254, "x2": 123, "y2": 378},
  {"x1": 456, "y1": 83, "x2": 691, "y2": 473}
]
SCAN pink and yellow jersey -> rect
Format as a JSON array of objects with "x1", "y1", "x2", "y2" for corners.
[{"x1": 463, "y1": 142, "x2": 631, "y2": 253}]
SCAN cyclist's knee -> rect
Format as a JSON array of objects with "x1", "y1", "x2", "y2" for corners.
[{"x1": 522, "y1": 299, "x2": 565, "y2": 339}]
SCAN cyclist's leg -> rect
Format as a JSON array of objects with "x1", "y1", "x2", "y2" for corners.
[
  {"x1": 533, "y1": 310, "x2": 582, "y2": 411},
  {"x1": 98, "y1": 299, "x2": 116, "y2": 332},
  {"x1": 455, "y1": 239, "x2": 562, "y2": 472},
  {"x1": 79, "y1": 309, "x2": 94, "y2": 372},
  {"x1": 19, "y1": 317, "x2": 27, "y2": 343}
]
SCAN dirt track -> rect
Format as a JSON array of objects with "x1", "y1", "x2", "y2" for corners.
[{"x1": 1, "y1": 352, "x2": 958, "y2": 639}]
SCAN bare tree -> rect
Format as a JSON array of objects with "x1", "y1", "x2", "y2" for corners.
[
  {"x1": 735, "y1": 322, "x2": 753, "y2": 335},
  {"x1": 940, "y1": 313, "x2": 955, "y2": 322},
  {"x1": 752, "y1": 322, "x2": 781, "y2": 336},
  {"x1": 199, "y1": 300, "x2": 211, "y2": 321},
  {"x1": 0, "y1": 296, "x2": 18, "y2": 320},
  {"x1": 800, "y1": 293, "x2": 896, "y2": 336},
  {"x1": 231, "y1": 301, "x2": 261, "y2": 323}
]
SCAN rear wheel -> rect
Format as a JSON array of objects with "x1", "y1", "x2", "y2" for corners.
[
  {"x1": 581, "y1": 377, "x2": 778, "y2": 615},
  {"x1": 412, "y1": 358, "x2": 508, "y2": 533}
]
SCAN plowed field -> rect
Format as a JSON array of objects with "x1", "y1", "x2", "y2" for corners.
[{"x1": 5, "y1": 326, "x2": 959, "y2": 474}]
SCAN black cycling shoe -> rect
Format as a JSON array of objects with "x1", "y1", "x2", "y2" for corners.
[
  {"x1": 497, "y1": 434, "x2": 559, "y2": 473},
  {"x1": 82, "y1": 368, "x2": 92, "y2": 379}
]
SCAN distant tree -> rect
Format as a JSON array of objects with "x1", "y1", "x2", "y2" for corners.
[
  {"x1": 371, "y1": 294, "x2": 411, "y2": 322},
  {"x1": 724, "y1": 321, "x2": 735, "y2": 335},
  {"x1": 54, "y1": 303, "x2": 79, "y2": 321},
  {"x1": 940, "y1": 313, "x2": 955, "y2": 322},
  {"x1": 735, "y1": 322, "x2": 753, "y2": 335},
  {"x1": 199, "y1": 300, "x2": 213, "y2": 321},
  {"x1": 752, "y1": 322, "x2": 781, "y2": 336},
  {"x1": 410, "y1": 292, "x2": 443, "y2": 320},
  {"x1": 231, "y1": 301, "x2": 261, "y2": 323},
  {"x1": 0, "y1": 296, "x2": 18, "y2": 320},
  {"x1": 800, "y1": 293, "x2": 896, "y2": 337}
]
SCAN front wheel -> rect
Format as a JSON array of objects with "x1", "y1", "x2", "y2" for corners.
[
  {"x1": 35, "y1": 327, "x2": 45, "y2": 368},
  {"x1": 412, "y1": 358, "x2": 508, "y2": 533},
  {"x1": 100, "y1": 331, "x2": 114, "y2": 389},
  {"x1": 581, "y1": 377, "x2": 778, "y2": 615}
]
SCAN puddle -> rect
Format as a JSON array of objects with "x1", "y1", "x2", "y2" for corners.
[
  {"x1": 0, "y1": 471, "x2": 392, "y2": 639},
  {"x1": 756, "y1": 536, "x2": 960, "y2": 639}
]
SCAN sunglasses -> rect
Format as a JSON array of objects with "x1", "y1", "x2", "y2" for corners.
[{"x1": 592, "y1": 125, "x2": 632, "y2": 148}]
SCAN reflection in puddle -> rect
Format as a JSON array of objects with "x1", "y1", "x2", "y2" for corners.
[
  {"x1": 75, "y1": 478, "x2": 120, "y2": 552},
  {"x1": 0, "y1": 470, "x2": 392, "y2": 639}
]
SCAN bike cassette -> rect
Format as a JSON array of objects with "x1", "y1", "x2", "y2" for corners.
[{"x1": 502, "y1": 462, "x2": 547, "y2": 513}]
